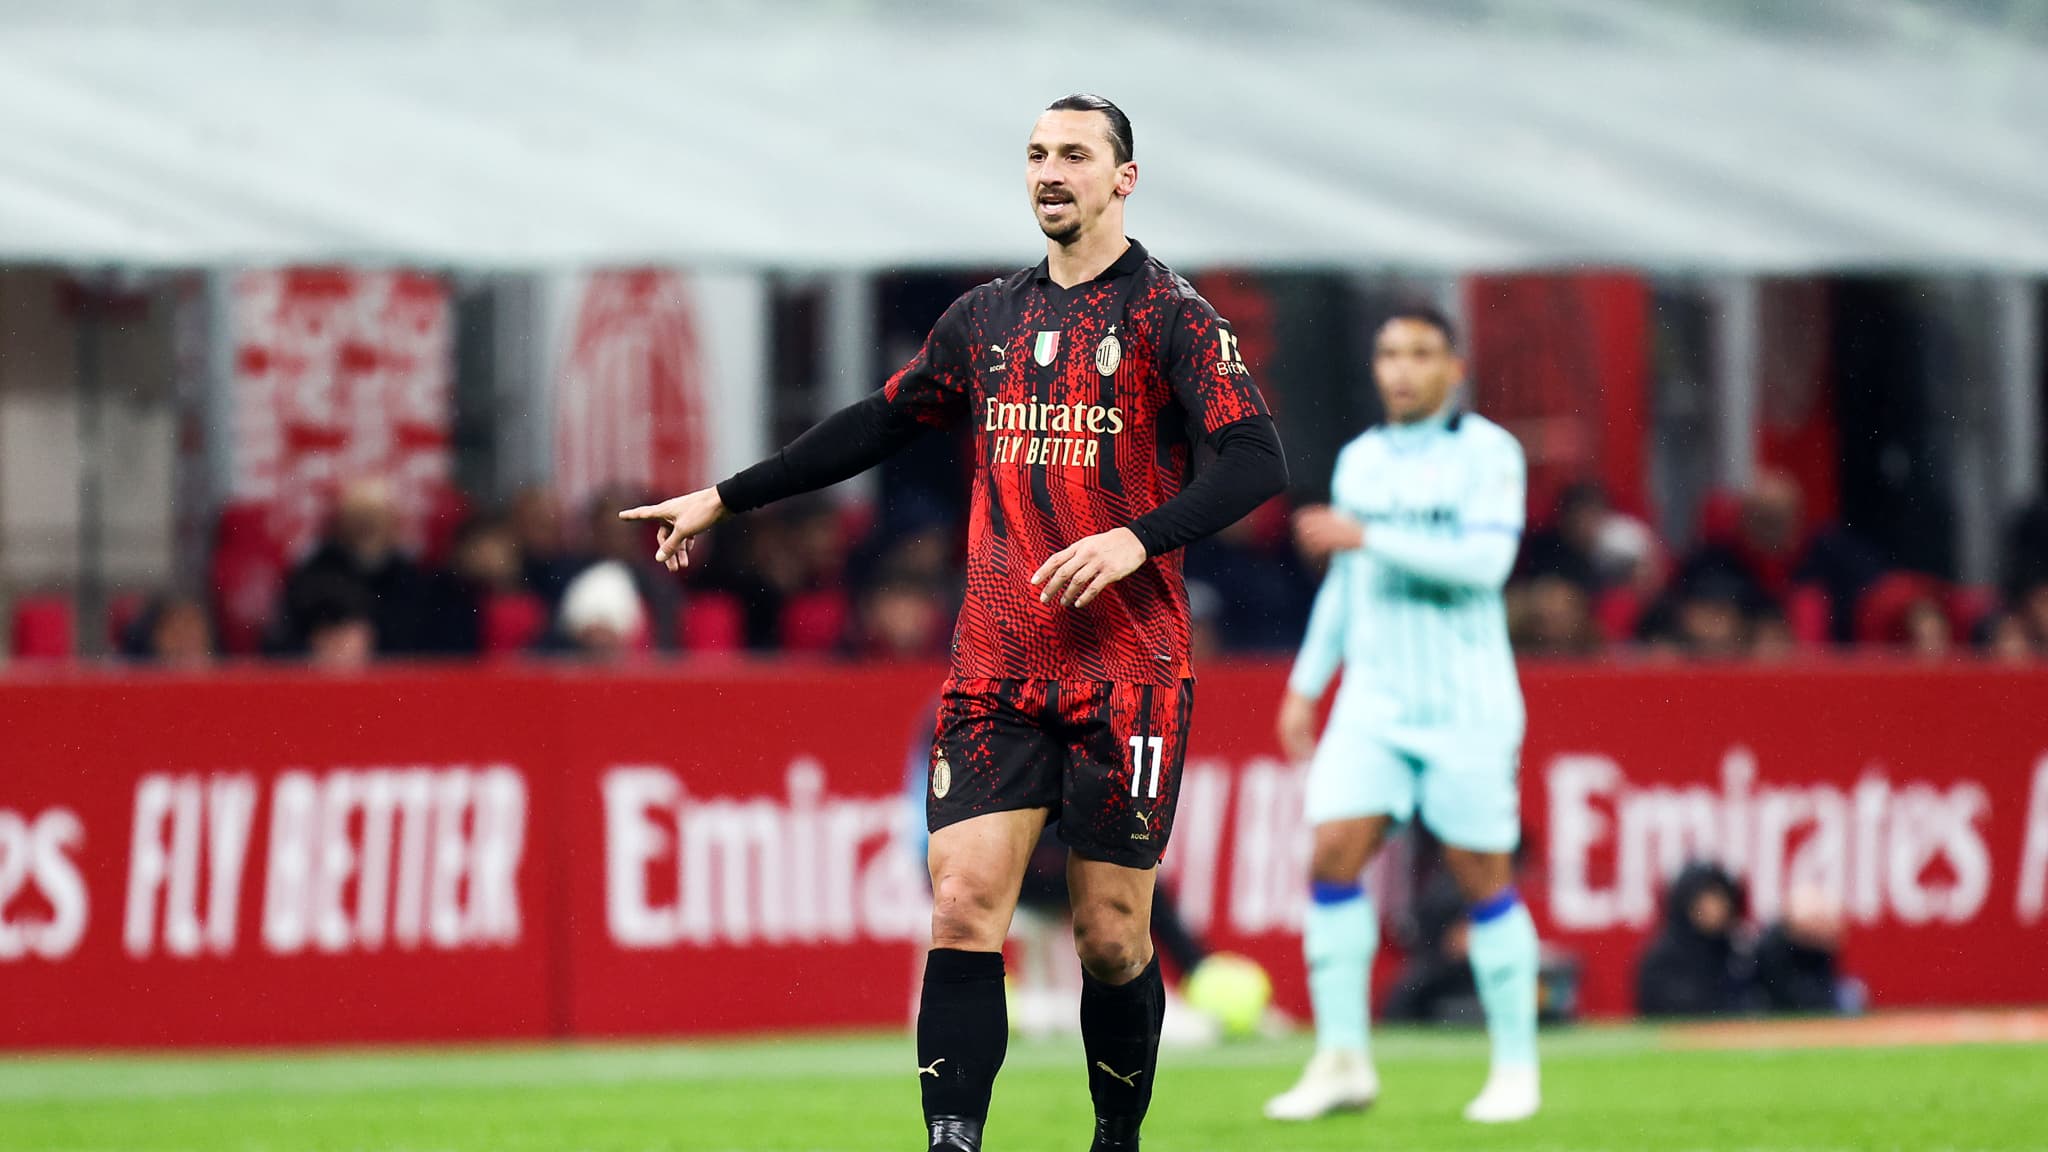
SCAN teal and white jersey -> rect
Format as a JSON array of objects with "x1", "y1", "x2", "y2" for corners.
[{"x1": 1288, "y1": 404, "x2": 1526, "y2": 734}]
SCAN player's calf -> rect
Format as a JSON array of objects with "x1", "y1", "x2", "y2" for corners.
[
  {"x1": 920, "y1": 811, "x2": 1045, "y2": 1149},
  {"x1": 1070, "y1": 860, "x2": 1164, "y2": 1151}
]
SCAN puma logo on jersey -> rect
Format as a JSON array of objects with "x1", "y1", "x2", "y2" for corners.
[
  {"x1": 919, "y1": 1059, "x2": 945, "y2": 1078},
  {"x1": 1095, "y1": 1061, "x2": 1143, "y2": 1087}
]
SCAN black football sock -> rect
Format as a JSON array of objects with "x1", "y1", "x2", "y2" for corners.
[
  {"x1": 918, "y1": 948, "x2": 1008, "y2": 1150},
  {"x1": 1081, "y1": 954, "x2": 1165, "y2": 1151}
]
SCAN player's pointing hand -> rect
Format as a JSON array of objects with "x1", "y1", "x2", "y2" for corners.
[
  {"x1": 1031, "y1": 527, "x2": 1148, "y2": 609},
  {"x1": 619, "y1": 488, "x2": 729, "y2": 572}
]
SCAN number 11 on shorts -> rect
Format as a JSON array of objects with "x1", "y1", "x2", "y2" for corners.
[{"x1": 1127, "y1": 735, "x2": 1164, "y2": 799}]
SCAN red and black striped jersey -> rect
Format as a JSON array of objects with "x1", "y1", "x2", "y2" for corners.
[{"x1": 883, "y1": 240, "x2": 1270, "y2": 684}]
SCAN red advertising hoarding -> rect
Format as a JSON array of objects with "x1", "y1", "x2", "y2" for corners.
[
  {"x1": 4, "y1": 664, "x2": 2045, "y2": 1048},
  {"x1": 0, "y1": 672, "x2": 560, "y2": 1047}
]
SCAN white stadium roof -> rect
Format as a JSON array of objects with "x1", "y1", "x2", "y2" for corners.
[{"x1": 1, "y1": 0, "x2": 2045, "y2": 270}]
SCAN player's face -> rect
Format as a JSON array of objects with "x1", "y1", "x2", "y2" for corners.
[
  {"x1": 1026, "y1": 110, "x2": 1135, "y2": 244},
  {"x1": 1373, "y1": 319, "x2": 1462, "y2": 424}
]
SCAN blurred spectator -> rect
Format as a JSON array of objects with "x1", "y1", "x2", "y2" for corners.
[
  {"x1": 846, "y1": 490, "x2": 957, "y2": 589},
  {"x1": 1901, "y1": 595, "x2": 1954, "y2": 661},
  {"x1": 1694, "y1": 470, "x2": 1881, "y2": 643},
  {"x1": 120, "y1": 595, "x2": 216, "y2": 669},
  {"x1": 418, "y1": 515, "x2": 525, "y2": 656},
  {"x1": 276, "y1": 478, "x2": 429, "y2": 656},
  {"x1": 1186, "y1": 579, "x2": 1225, "y2": 664},
  {"x1": 1509, "y1": 573, "x2": 1600, "y2": 657},
  {"x1": 297, "y1": 574, "x2": 377, "y2": 671},
  {"x1": 1635, "y1": 862, "x2": 1749, "y2": 1017},
  {"x1": 582, "y1": 486, "x2": 683, "y2": 650},
  {"x1": 875, "y1": 523, "x2": 955, "y2": 589},
  {"x1": 1752, "y1": 886, "x2": 1858, "y2": 1016},
  {"x1": 1594, "y1": 512, "x2": 1664, "y2": 597},
  {"x1": 512, "y1": 486, "x2": 580, "y2": 607},
  {"x1": 1184, "y1": 508, "x2": 1312, "y2": 651},
  {"x1": 2004, "y1": 499, "x2": 2048, "y2": 591},
  {"x1": 1518, "y1": 481, "x2": 1665, "y2": 595},
  {"x1": 1636, "y1": 558, "x2": 1757, "y2": 660},
  {"x1": 1749, "y1": 605, "x2": 1797, "y2": 662},
  {"x1": 552, "y1": 560, "x2": 647, "y2": 661},
  {"x1": 2021, "y1": 579, "x2": 2048, "y2": 649},
  {"x1": 853, "y1": 576, "x2": 949, "y2": 660},
  {"x1": 1978, "y1": 611, "x2": 2037, "y2": 664},
  {"x1": 1517, "y1": 482, "x2": 1607, "y2": 595},
  {"x1": 700, "y1": 497, "x2": 847, "y2": 649}
]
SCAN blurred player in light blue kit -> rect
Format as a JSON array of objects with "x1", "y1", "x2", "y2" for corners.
[{"x1": 1264, "y1": 306, "x2": 1539, "y2": 1124}]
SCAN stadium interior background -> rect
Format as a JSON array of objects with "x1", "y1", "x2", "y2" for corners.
[{"x1": 4, "y1": 0, "x2": 2048, "y2": 1103}]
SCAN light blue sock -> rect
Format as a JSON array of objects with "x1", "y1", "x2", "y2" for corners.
[
  {"x1": 1304, "y1": 881, "x2": 1376, "y2": 1055},
  {"x1": 1467, "y1": 887, "x2": 1539, "y2": 1071}
]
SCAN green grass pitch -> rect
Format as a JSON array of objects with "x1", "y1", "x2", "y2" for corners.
[{"x1": 2, "y1": 1024, "x2": 2042, "y2": 1151}]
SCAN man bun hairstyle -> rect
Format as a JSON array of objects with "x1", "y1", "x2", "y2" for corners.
[{"x1": 1046, "y1": 93, "x2": 1133, "y2": 165}]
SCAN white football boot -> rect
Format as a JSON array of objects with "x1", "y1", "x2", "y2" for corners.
[
  {"x1": 1262, "y1": 1048, "x2": 1379, "y2": 1121},
  {"x1": 1462, "y1": 1064, "x2": 1540, "y2": 1123}
]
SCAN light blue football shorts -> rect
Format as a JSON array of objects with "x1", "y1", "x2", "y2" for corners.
[{"x1": 1304, "y1": 704, "x2": 1522, "y2": 853}]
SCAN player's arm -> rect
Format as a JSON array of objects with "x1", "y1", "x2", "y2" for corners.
[
  {"x1": 1363, "y1": 432, "x2": 1525, "y2": 590},
  {"x1": 1033, "y1": 297, "x2": 1289, "y2": 608},
  {"x1": 621, "y1": 294, "x2": 975, "y2": 568},
  {"x1": 1278, "y1": 550, "x2": 1352, "y2": 762}
]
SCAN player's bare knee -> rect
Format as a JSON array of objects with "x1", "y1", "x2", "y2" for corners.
[
  {"x1": 1442, "y1": 848, "x2": 1514, "y2": 904},
  {"x1": 929, "y1": 872, "x2": 1007, "y2": 950},
  {"x1": 1070, "y1": 899, "x2": 1148, "y2": 981},
  {"x1": 1072, "y1": 921, "x2": 1147, "y2": 982}
]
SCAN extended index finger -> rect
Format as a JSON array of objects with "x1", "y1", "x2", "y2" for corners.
[
  {"x1": 1031, "y1": 546, "x2": 1076, "y2": 586},
  {"x1": 620, "y1": 505, "x2": 667, "y2": 521}
]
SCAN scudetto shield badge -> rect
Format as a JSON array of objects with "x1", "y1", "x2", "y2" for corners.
[
  {"x1": 1096, "y1": 332, "x2": 1122, "y2": 377},
  {"x1": 932, "y1": 753, "x2": 952, "y2": 798}
]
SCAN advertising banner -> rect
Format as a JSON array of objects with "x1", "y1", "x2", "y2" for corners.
[{"x1": 5, "y1": 664, "x2": 2045, "y2": 1047}]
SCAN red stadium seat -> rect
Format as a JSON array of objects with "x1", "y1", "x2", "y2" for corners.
[
  {"x1": 10, "y1": 596, "x2": 75, "y2": 661},
  {"x1": 682, "y1": 591, "x2": 746, "y2": 653},
  {"x1": 1697, "y1": 489, "x2": 1744, "y2": 550},
  {"x1": 419, "y1": 486, "x2": 470, "y2": 569},
  {"x1": 210, "y1": 502, "x2": 284, "y2": 655},
  {"x1": 1787, "y1": 585, "x2": 1832, "y2": 645},
  {"x1": 781, "y1": 590, "x2": 850, "y2": 653},
  {"x1": 1947, "y1": 585, "x2": 1998, "y2": 642},
  {"x1": 836, "y1": 503, "x2": 877, "y2": 551},
  {"x1": 481, "y1": 593, "x2": 548, "y2": 656},
  {"x1": 1594, "y1": 587, "x2": 1645, "y2": 644},
  {"x1": 107, "y1": 592, "x2": 147, "y2": 649}
]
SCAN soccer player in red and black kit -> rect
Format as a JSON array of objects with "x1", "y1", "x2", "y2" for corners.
[{"x1": 622, "y1": 94, "x2": 1286, "y2": 1152}]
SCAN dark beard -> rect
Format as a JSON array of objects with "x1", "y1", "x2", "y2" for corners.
[{"x1": 1038, "y1": 215, "x2": 1081, "y2": 243}]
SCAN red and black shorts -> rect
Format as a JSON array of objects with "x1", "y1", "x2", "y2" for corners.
[{"x1": 927, "y1": 677, "x2": 1195, "y2": 870}]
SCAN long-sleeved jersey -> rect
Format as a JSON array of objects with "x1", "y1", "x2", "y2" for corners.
[
  {"x1": 719, "y1": 239, "x2": 1286, "y2": 684},
  {"x1": 1287, "y1": 405, "x2": 1526, "y2": 732}
]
